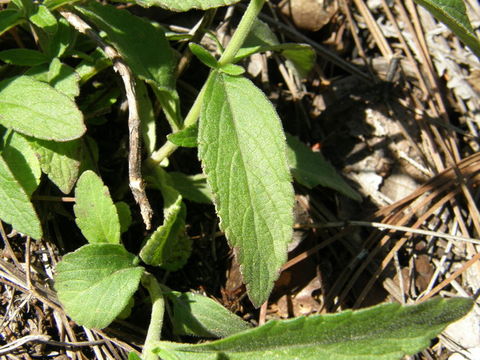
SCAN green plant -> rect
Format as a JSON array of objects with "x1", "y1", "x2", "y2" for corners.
[{"x1": 0, "y1": 0, "x2": 477, "y2": 359}]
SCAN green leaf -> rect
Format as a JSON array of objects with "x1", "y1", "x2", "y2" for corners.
[
  {"x1": 115, "y1": 201, "x2": 132, "y2": 234},
  {"x1": 275, "y1": 44, "x2": 316, "y2": 78},
  {"x1": 169, "y1": 172, "x2": 213, "y2": 204},
  {"x1": 29, "y1": 4, "x2": 57, "y2": 35},
  {"x1": 414, "y1": 0, "x2": 480, "y2": 57},
  {"x1": 55, "y1": 244, "x2": 144, "y2": 329},
  {"x1": 74, "y1": 170, "x2": 121, "y2": 244},
  {"x1": 154, "y1": 297, "x2": 473, "y2": 360},
  {"x1": 168, "y1": 291, "x2": 251, "y2": 338},
  {"x1": 189, "y1": 43, "x2": 218, "y2": 69},
  {"x1": 44, "y1": 0, "x2": 82, "y2": 10},
  {"x1": 286, "y1": 134, "x2": 361, "y2": 201},
  {"x1": 128, "y1": 352, "x2": 142, "y2": 360},
  {"x1": 0, "y1": 76, "x2": 85, "y2": 141},
  {"x1": 137, "y1": 80, "x2": 156, "y2": 155},
  {"x1": 133, "y1": 0, "x2": 242, "y2": 12},
  {"x1": 0, "y1": 10, "x2": 22, "y2": 36},
  {"x1": 29, "y1": 138, "x2": 82, "y2": 194},
  {"x1": 76, "y1": 1, "x2": 176, "y2": 92},
  {"x1": 139, "y1": 195, "x2": 191, "y2": 271},
  {"x1": 0, "y1": 49, "x2": 49, "y2": 66},
  {"x1": 48, "y1": 59, "x2": 80, "y2": 99},
  {"x1": 220, "y1": 63, "x2": 245, "y2": 76},
  {"x1": 2, "y1": 132, "x2": 41, "y2": 197},
  {"x1": 198, "y1": 71, "x2": 294, "y2": 307},
  {"x1": 0, "y1": 156, "x2": 42, "y2": 239},
  {"x1": 167, "y1": 124, "x2": 198, "y2": 148}
]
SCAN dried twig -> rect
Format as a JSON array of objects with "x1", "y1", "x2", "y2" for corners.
[{"x1": 59, "y1": 8, "x2": 153, "y2": 229}]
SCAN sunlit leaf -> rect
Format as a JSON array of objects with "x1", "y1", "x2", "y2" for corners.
[{"x1": 133, "y1": 0, "x2": 242, "y2": 12}]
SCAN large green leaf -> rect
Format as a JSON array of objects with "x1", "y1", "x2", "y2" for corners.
[
  {"x1": 0, "y1": 156, "x2": 42, "y2": 239},
  {"x1": 74, "y1": 170, "x2": 121, "y2": 244},
  {"x1": 198, "y1": 71, "x2": 294, "y2": 307},
  {"x1": 0, "y1": 49, "x2": 49, "y2": 66},
  {"x1": 29, "y1": 138, "x2": 83, "y2": 194},
  {"x1": 2, "y1": 132, "x2": 41, "y2": 197},
  {"x1": 154, "y1": 297, "x2": 473, "y2": 360},
  {"x1": 414, "y1": 0, "x2": 480, "y2": 57},
  {"x1": 132, "y1": 0, "x2": 242, "y2": 12},
  {"x1": 167, "y1": 291, "x2": 252, "y2": 338},
  {"x1": 0, "y1": 76, "x2": 85, "y2": 141},
  {"x1": 286, "y1": 134, "x2": 361, "y2": 201},
  {"x1": 55, "y1": 244, "x2": 144, "y2": 329},
  {"x1": 75, "y1": 2, "x2": 176, "y2": 92}
]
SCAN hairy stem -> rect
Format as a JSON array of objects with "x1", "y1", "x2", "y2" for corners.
[
  {"x1": 218, "y1": 0, "x2": 266, "y2": 66},
  {"x1": 141, "y1": 273, "x2": 165, "y2": 360}
]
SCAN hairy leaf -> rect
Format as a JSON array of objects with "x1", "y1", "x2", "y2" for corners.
[
  {"x1": 115, "y1": 202, "x2": 132, "y2": 234},
  {"x1": 74, "y1": 170, "x2": 120, "y2": 244},
  {"x1": 0, "y1": 156, "x2": 42, "y2": 239},
  {"x1": 76, "y1": 1, "x2": 176, "y2": 92},
  {"x1": 168, "y1": 291, "x2": 251, "y2": 338},
  {"x1": 167, "y1": 124, "x2": 198, "y2": 148},
  {"x1": 55, "y1": 244, "x2": 144, "y2": 329},
  {"x1": 189, "y1": 43, "x2": 218, "y2": 69},
  {"x1": 48, "y1": 59, "x2": 80, "y2": 99},
  {"x1": 2, "y1": 132, "x2": 41, "y2": 197},
  {"x1": 198, "y1": 71, "x2": 294, "y2": 307},
  {"x1": 29, "y1": 138, "x2": 83, "y2": 194},
  {"x1": 29, "y1": 4, "x2": 57, "y2": 35},
  {"x1": 0, "y1": 76, "x2": 85, "y2": 141},
  {"x1": 133, "y1": 0, "x2": 242, "y2": 12},
  {"x1": 286, "y1": 134, "x2": 361, "y2": 201},
  {"x1": 154, "y1": 297, "x2": 473, "y2": 360},
  {"x1": 414, "y1": 0, "x2": 480, "y2": 57}
]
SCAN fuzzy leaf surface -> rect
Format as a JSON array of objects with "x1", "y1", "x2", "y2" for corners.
[
  {"x1": 74, "y1": 170, "x2": 120, "y2": 244},
  {"x1": 154, "y1": 297, "x2": 473, "y2": 360},
  {"x1": 76, "y1": 2, "x2": 175, "y2": 92},
  {"x1": 198, "y1": 71, "x2": 294, "y2": 307},
  {"x1": 55, "y1": 244, "x2": 144, "y2": 329},
  {"x1": 414, "y1": 0, "x2": 480, "y2": 57},
  {"x1": 29, "y1": 138, "x2": 82, "y2": 194},
  {"x1": 167, "y1": 124, "x2": 198, "y2": 148},
  {"x1": 2, "y1": 132, "x2": 41, "y2": 197},
  {"x1": 0, "y1": 76, "x2": 85, "y2": 141},
  {"x1": 168, "y1": 291, "x2": 252, "y2": 338},
  {"x1": 286, "y1": 134, "x2": 361, "y2": 201},
  {"x1": 0, "y1": 156, "x2": 42, "y2": 239},
  {"x1": 133, "y1": 0, "x2": 242, "y2": 12}
]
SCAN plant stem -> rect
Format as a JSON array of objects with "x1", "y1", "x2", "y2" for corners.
[
  {"x1": 218, "y1": 0, "x2": 266, "y2": 66},
  {"x1": 150, "y1": 82, "x2": 207, "y2": 164},
  {"x1": 141, "y1": 273, "x2": 165, "y2": 360}
]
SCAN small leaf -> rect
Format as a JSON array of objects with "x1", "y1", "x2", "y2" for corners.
[
  {"x1": 0, "y1": 10, "x2": 22, "y2": 36},
  {"x1": 128, "y1": 352, "x2": 142, "y2": 360},
  {"x1": 55, "y1": 244, "x2": 144, "y2": 329},
  {"x1": 133, "y1": 0, "x2": 242, "y2": 12},
  {"x1": 169, "y1": 172, "x2": 213, "y2": 204},
  {"x1": 189, "y1": 43, "x2": 218, "y2": 69},
  {"x1": 414, "y1": 0, "x2": 480, "y2": 57},
  {"x1": 276, "y1": 44, "x2": 316, "y2": 78},
  {"x1": 139, "y1": 196, "x2": 191, "y2": 271},
  {"x1": 74, "y1": 170, "x2": 121, "y2": 244},
  {"x1": 286, "y1": 134, "x2": 361, "y2": 201},
  {"x1": 76, "y1": 1, "x2": 176, "y2": 92},
  {"x1": 168, "y1": 291, "x2": 251, "y2": 338},
  {"x1": 167, "y1": 124, "x2": 198, "y2": 148},
  {"x1": 154, "y1": 297, "x2": 473, "y2": 360},
  {"x1": 0, "y1": 156, "x2": 42, "y2": 239},
  {"x1": 0, "y1": 76, "x2": 85, "y2": 141},
  {"x1": 44, "y1": 0, "x2": 82, "y2": 10},
  {"x1": 29, "y1": 4, "x2": 57, "y2": 35},
  {"x1": 29, "y1": 138, "x2": 82, "y2": 194},
  {"x1": 220, "y1": 63, "x2": 245, "y2": 76},
  {"x1": 198, "y1": 71, "x2": 294, "y2": 307},
  {"x1": 115, "y1": 201, "x2": 132, "y2": 234},
  {"x1": 2, "y1": 132, "x2": 41, "y2": 197},
  {"x1": 0, "y1": 49, "x2": 49, "y2": 66}
]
